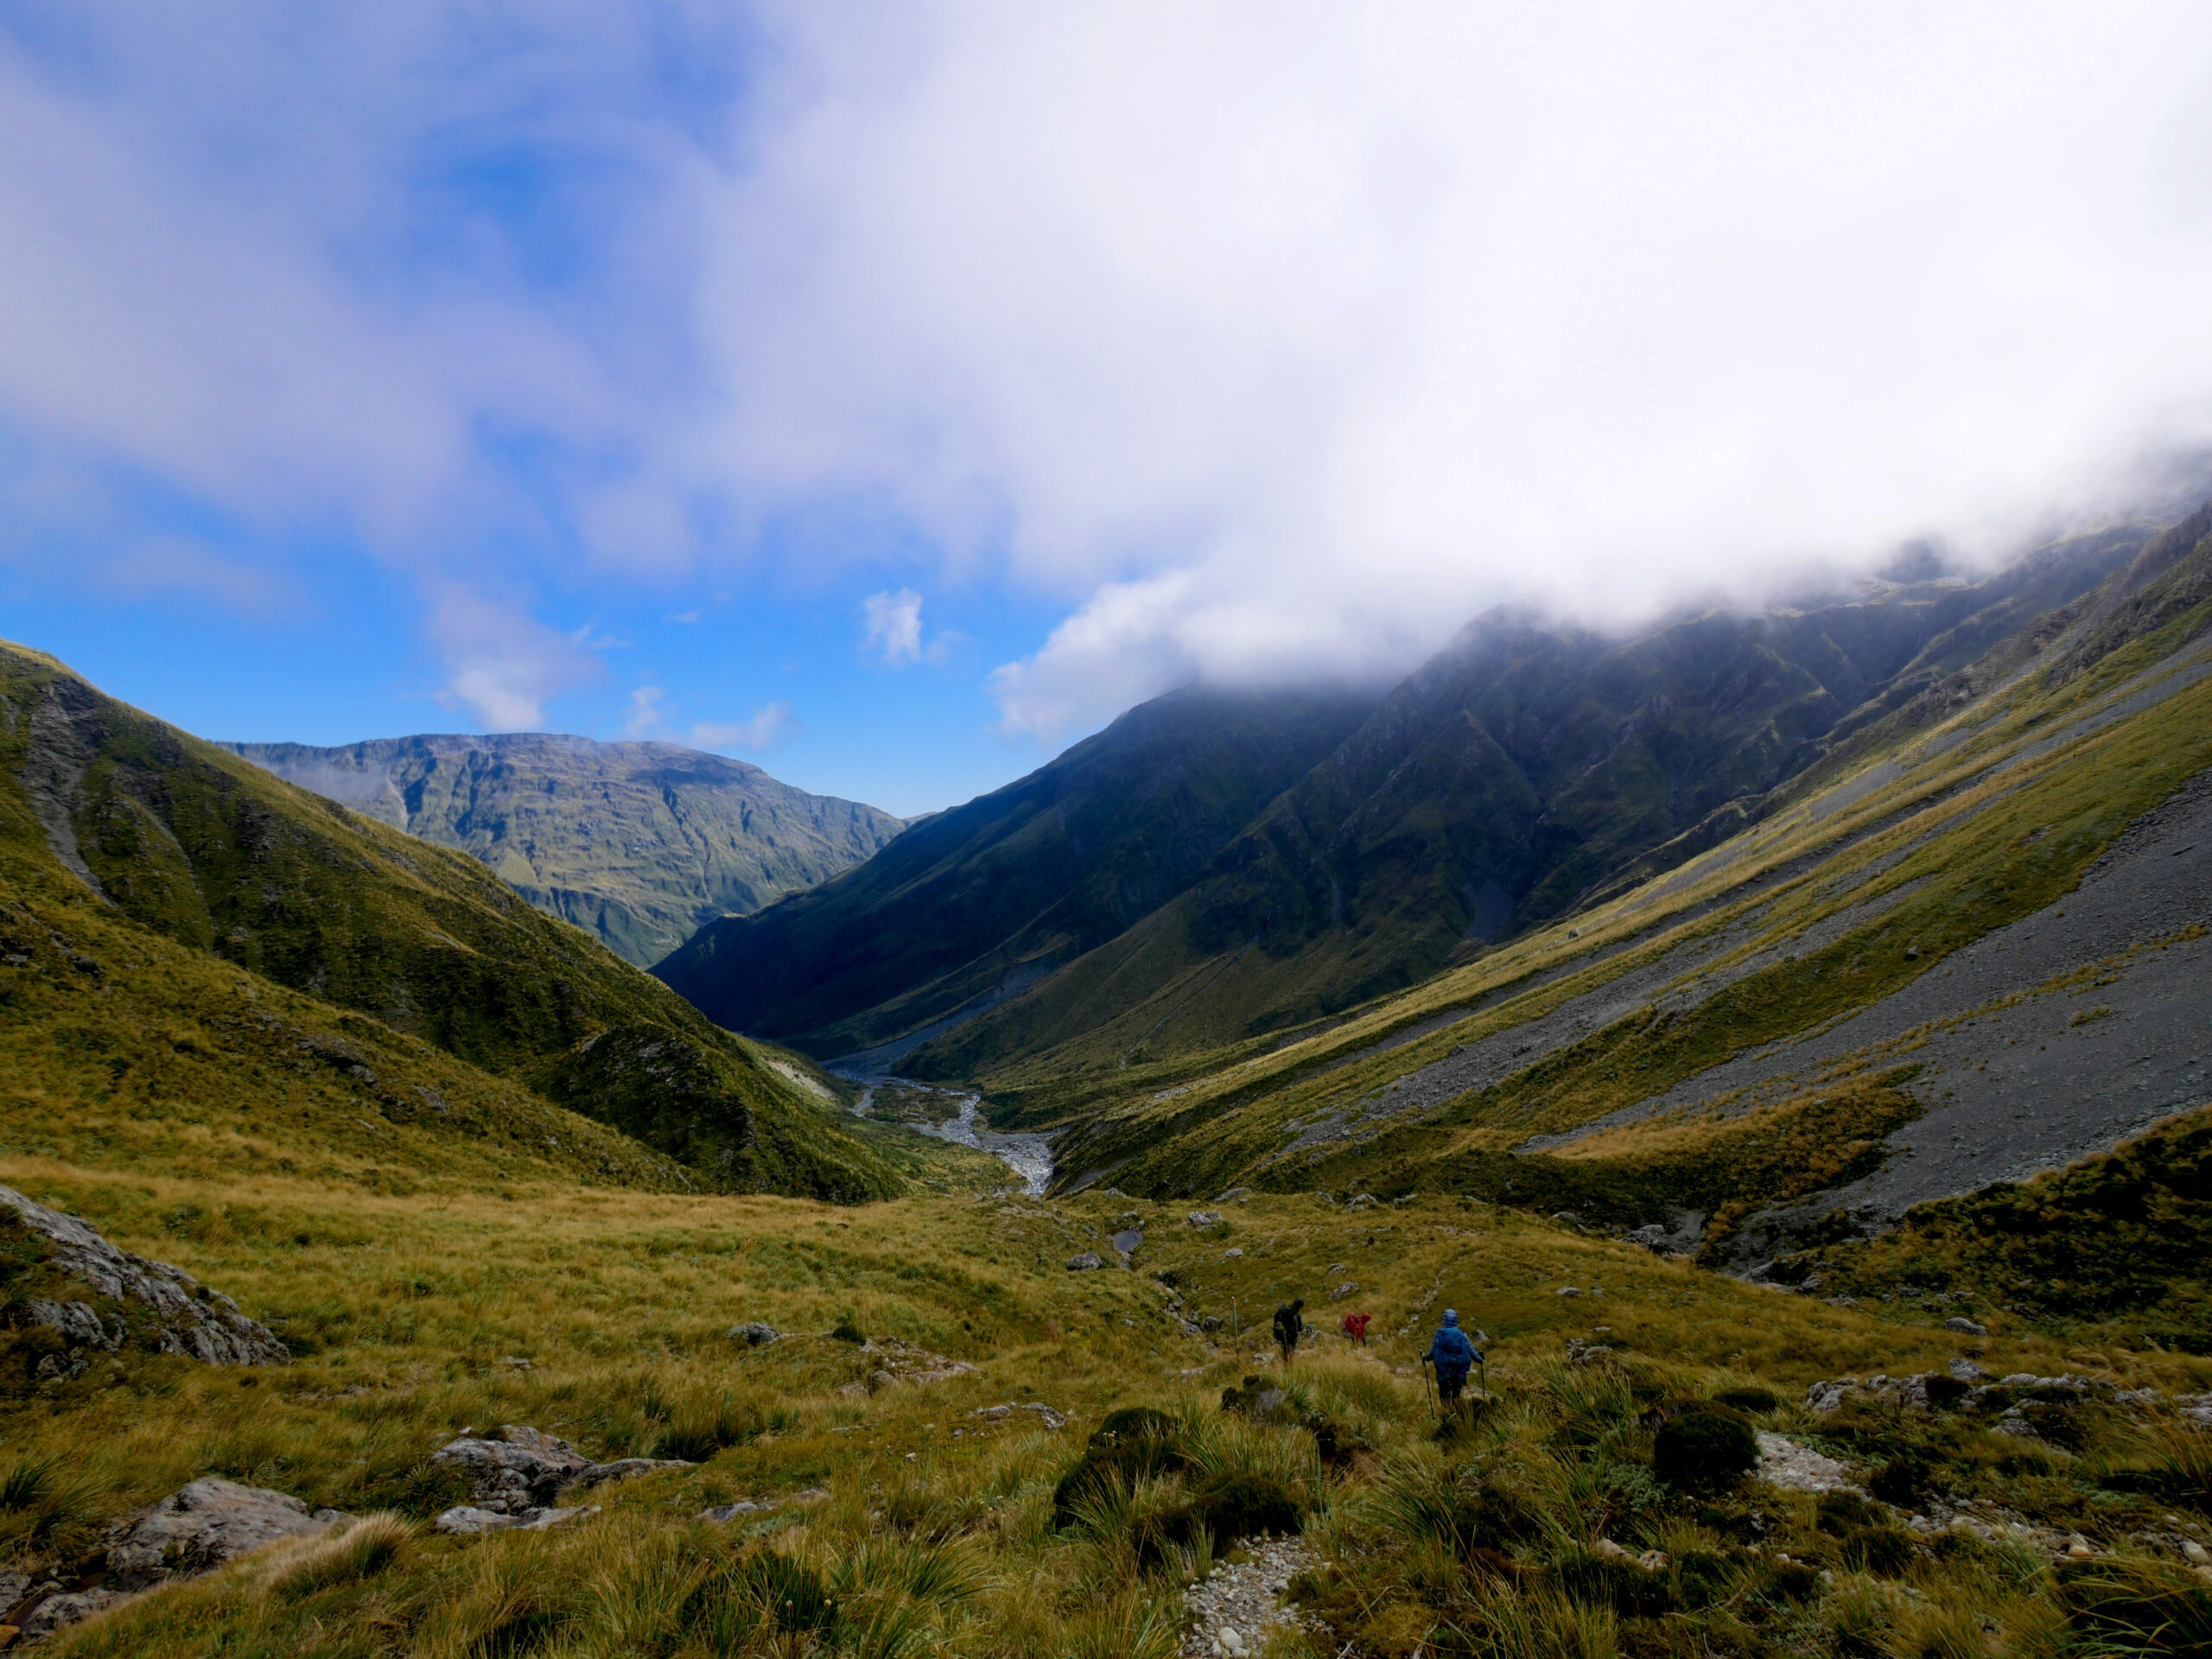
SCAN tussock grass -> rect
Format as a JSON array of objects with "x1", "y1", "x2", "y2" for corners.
[{"x1": 0, "y1": 1173, "x2": 2202, "y2": 1656}]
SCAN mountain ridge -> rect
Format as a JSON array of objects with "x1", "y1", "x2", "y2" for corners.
[
  {"x1": 226, "y1": 732, "x2": 905, "y2": 969},
  {"x1": 661, "y1": 520, "x2": 2153, "y2": 1080}
]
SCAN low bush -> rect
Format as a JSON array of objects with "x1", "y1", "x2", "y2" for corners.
[
  {"x1": 1177, "y1": 1471, "x2": 1300, "y2": 1547},
  {"x1": 1651, "y1": 1402, "x2": 1758, "y2": 1490},
  {"x1": 1052, "y1": 1414, "x2": 1190, "y2": 1527},
  {"x1": 1867, "y1": 1451, "x2": 1935, "y2": 1510}
]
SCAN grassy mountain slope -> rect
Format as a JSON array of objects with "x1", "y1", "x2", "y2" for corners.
[
  {"x1": 993, "y1": 507, "x2": 2212, "y2": 1293},
  {"x1": 227, "y1": 734, "x2": 904, "y2": 969},
  {"x1": 899, "y1": 524, "x2": 2150, "y2": 1081},
  {"x1": 0, "y1": 642, "x2": 899, "y2": 1202},
  {"x1": 655, "y1": 686, "x2": 1381, "y2": 1059}
]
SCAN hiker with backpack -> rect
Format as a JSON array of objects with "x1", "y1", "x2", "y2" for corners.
[
  {"x1": 1341, "y1": 1310, "x2": 1372, "y2": 1345},
  {"x1": 1273, "y1": 1298, "x2": 1306, "y2": 1365},
  {"x1": 1422, "y1": 1309, "x2": 1482, "y2": 1420}
]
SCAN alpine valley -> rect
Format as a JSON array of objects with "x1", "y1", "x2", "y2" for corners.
[{"x1": 3, "y1": 498, "x2": 2210, "y2": 1658}]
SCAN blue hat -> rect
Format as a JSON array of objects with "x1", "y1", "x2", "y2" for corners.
[{"x1": 1442, "y1": 1309, "x2": 1459, "y2": 1325}]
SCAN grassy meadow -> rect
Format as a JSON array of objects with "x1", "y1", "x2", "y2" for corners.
[{"x1": 5, "y1": 1154, "x2": 2209, "y2": 1656}]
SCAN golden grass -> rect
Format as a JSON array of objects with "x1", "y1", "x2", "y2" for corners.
[{"x1": 2, "y1": 1160, "x2": 2203, "y2": 1655}]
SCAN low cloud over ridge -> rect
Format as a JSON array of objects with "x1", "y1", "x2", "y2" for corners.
[{"x1": 3, "y1": 3, "x2": 2212, "y2": 737}]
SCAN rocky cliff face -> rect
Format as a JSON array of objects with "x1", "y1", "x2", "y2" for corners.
[{"x1": 226, "y1": 733, "x2": 904, "y2": 969}]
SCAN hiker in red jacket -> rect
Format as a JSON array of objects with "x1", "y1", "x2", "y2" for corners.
[{"x1": 1341, "y1": 1311, "x2": 1372, "y2": 1345}]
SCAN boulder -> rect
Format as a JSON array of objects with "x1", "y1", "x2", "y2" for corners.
[
  {"x1": 1065, "y1": 1253, "x2": 1103, "y2": 1271},
  {"x1": 433, "y1": 1503, "x2": 599, "y2": 1535},
  {"x1": 432, "y1": 1427, "x2": 592, "y2": 1514},
  {"x1": 969, "y1": 1401, "x2": 1066, "y2": 1430},
  {"x1": 18, "y1": 1587, "x2": 133, "y2": 1642},
  {"x1": 1943, "y1": 1316, "x2": 1990, "y2": 1337},
  {"x1": 16, "y1": 1478, "x2": 350, "y2": 1638},
  {"x1": 105, "y1": 1478, "x2": 349, "y2": 1590},
  {"x1": 709, "y1": 1497, "x2": 776, "y2": 1527},
  {"x1": 1804, "y1": 1377, "x2": 1863, "y2": 1414},
  {"x1": 0, "y1": 1185, "x2": 289, "y2": 1366},
  {"x1": 1186, "y1": 1211, "x2": 1223, "y2": 1228},
  {"x1": 1755, "y1": 1432, "x2": 1860, "y2": 1495},
  {"x1": 731, "y1": 1322, "x2": 782, "y2": 1346}
]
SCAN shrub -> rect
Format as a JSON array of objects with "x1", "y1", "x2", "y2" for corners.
[
  {"x1": 1179, "y1": 1471, "x2": 1300, "y2": 1547},
  {"x1": 1815, "y1": 1491, "x2": 1880, "y2": 1535},
  {"x1": 830, "y1": 1318, "x2": 866, "y2": 1344},
  {"x1": 1052, "y1": 1414, "x2": 1189, "y2": 1527},
  {"x1": 1092, "y1": 1407, "x2": 1175, "y2": 1444},
  {"x1": 1675, "y1": 1549, "x2": 1732, "y2": 1611},
  {"x1": 1754, "y1": 1560, "x2": 1824, "y2": 1605},
  {"x1": 1714, "y1": 1387, "x2": 1779, "y2": 1414},
  {"x1": 1651, "y1": 1402, "x2": 1758, "y2": 1490},
  {"x1": 1921, "y1": 1374, "x2": 1968, "y2": 1408},
  {"x1": 1868, "y1": 1452, "x2": 1935, "y2": 1510}
]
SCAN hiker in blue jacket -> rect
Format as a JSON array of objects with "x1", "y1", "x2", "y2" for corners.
[{"x1": 1423, "y1": 1309, "x2": 1480, "y2": 1418}]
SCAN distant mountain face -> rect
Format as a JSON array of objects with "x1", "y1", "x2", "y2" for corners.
[
  {"x1": 653, "y1": 686, "x2": 1385, "y2": 1059},
  {"x1": 224, "y1": 734, "x2": 905, "y2": 968},
  {"x1": 660, "y1": 521, "x2": 2155, "y2": 1076}
]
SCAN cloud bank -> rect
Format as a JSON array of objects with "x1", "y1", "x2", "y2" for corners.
[
  {"x1": 714, "y1": 3, "x2": 2212, "y2": 732},
  {"x1": 4, "y1": 3, "x2": 2212, "y2": 736}
]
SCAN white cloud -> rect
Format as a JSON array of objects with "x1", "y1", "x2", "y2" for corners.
[
  {"x1": 707, "y1": 2, "x2": 2212, "y2": 733},
  {"x1": 8, "y1": 4, "x2": 2212, "y2": 743},
  {"x1": 428, "y1": 588, "x2": 602, "y2": 730},
  {"x1": 861, "y1": 588, "x2": 926, "y2": 665},
  {"x1": 621, "y1": 684, "x2": 665, "y2": 736},
  {"x1": 691, "y1": 702, "x2": 796, "y2": 751}
]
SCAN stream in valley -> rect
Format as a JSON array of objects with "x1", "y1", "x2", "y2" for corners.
[{"x1": 839, "y1": 1072, "x2": 1054, "y2": 1195}]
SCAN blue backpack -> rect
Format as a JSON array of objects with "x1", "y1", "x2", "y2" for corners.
[{"x1": 1429, "y1": 1325, "x2": 1476, "y2": 1373}]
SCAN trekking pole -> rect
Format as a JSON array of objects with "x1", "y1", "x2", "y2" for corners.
[{"x1": 1420, "y1": 1355, "x2": 1437, "y2": 1422}]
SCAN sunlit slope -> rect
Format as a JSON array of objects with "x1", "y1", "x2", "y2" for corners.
[
  {"x1": 901, "y1": 524, "x2": 2152, "y2": 1081},
  {"x1": 229, "y1": 734, "x2": 903, "y2": 968},
  {"x1": 1025, "y1": 508, "x2": 2212, "y2": 1254},
  {"x1": 0, "y1": 642, "x2": 899, "y2": 1202}
]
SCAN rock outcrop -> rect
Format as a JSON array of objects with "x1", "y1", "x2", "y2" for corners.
[
  {"x1": 105, "y1": 1479, "x2": 349, "y2": 1589},
  {"x1": 7, "y1": 1478, "x2": 348, "y2": 1640},
  {"x1": 429, "y1": 1426, "x2": 690, "y2": 1534},
  {"x1": 0, "y1": 1185, "x2": 289, "y2": 1370}
]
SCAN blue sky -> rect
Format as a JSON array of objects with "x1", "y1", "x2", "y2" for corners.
[{"x1": 4, "y1": 3, "x2": 2212, "y2": 819}]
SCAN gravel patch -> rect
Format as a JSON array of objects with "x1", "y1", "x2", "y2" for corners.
[
  {"x1": 1756, "y1": 1433, "x2": 1861, "y2": 1495},
  {"x1": 1180, "y1": 1535, "x2": 1322, "y2": 1656}
]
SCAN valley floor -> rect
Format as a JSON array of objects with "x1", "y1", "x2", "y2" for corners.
[{"x1": 4, "y1": 1156, "x2": 2209, "y2": 1656}]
